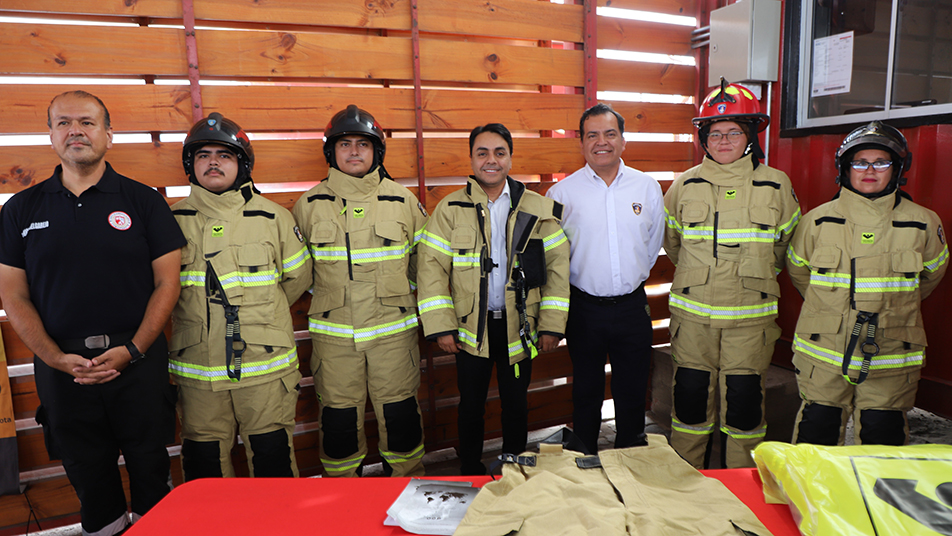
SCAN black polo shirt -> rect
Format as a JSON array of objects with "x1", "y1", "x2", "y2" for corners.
[{"x1": 0, "y1": 163, "x2": 186, "y2": 340}]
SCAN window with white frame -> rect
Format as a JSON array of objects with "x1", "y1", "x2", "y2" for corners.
[{"x1": 790, "y1": 0, "x2": 952, "y2": 129}]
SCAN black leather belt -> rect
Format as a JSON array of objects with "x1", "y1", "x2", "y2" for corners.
[
  {"x1": 56, "y1": 330, "x2": 136, "y2": 353},
  {"x1": 570, "y1": 283, "x2": 644, "y2": 305}
]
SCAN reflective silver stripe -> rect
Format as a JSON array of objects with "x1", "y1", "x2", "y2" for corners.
[
  {"x1": 720, "y1": 425, "x2": 767, "y2": 439},
  {"x1": 308, "y1": 319, "x2": 355, "y2": 338},
  {"x1": 926, "y1": 246, "x2": 949, "y2": 272},
  {"x1": 854, "y1": 277, "x2": 918, "y2": 291},
  {"x1": 350, "y1": 243, "x2": 409, "y2": 263},
  {"x1": 421, "y1": 231, "x2": 452, "y2": 255},
  {"x1": 793, "y1": 335, "x2": 924, "y2": 370},
  {"x1": 543, "y1": 229, "x2": 568, "y2": 251},
  {"x1": 418, "y1": 296, "x2": 454, "y2": 314},
  {"x1": 672, "y1": 418, "x2": 714, "y2": 435},
  {"x1": 169, "y1": 348, "x2": 297, "y2": 381},
  {"x1": 540, "y1": 297, "x2": 570, "y2": 311},
  {"x1": 669, "y1": 294, "x2": 777, "y2": 320},
  {"x1": 809, "y1": 272, "x2": 850, "y2": 288},
  {"x1": 310, "y1": 246, "x2": 348, "y2": 261},
  {"x1": 682, "y1": 228, "x2": 714, "y2": 239},
  {"x1": 283, "y1": 246, "x2": 310, "y2": 271},
  {"x1": 321, "y1": 454, "x2": 365, "y2": 473},
  {"x1": 354, "y1": 315, "x2": 418, "y2": 342},
  {"x1": 458, "y1": 328, "x2": 477, "y2": 346},
  {"x1": 453, "y1": 255, "x2": 480, "y2": 266},
  {"x1": 380, "y1": 444, "x2": 425, "y2": 464}
]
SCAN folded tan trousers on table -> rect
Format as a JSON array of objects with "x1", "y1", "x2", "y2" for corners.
[{"x1": 455, "y1": 435, "x2": 772, "y2": 536}]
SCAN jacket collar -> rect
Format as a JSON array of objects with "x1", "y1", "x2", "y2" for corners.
[
  {"x1": 327, "y1": 166, "x2": 382, "y2": 200},
  {"x1": 465, "y1": 176, "x2": 525, "y2": 209},
  {"x1": 188, "y1": 182, "x2": 254, "y2": 219},
  {"x1": 698, "y1": 154, "x2": 755, "y2": 187},
  {"x1": 833, "y1": 186, "x2": 899, "y2": 227}
]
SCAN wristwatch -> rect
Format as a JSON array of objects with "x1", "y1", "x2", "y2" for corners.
[{"x1": 125, "y1": 341, "x2": 145, "y2": 364}]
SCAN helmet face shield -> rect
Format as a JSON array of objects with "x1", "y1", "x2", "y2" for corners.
[
  {"x1": 322, "y1": 104, "x2": 386, "y2": 172},
  {"x1": 182, "y1": 112, "x2": 254, "y2": 185}
]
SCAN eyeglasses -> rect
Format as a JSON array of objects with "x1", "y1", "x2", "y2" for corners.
[
  {"x1": 707, "y1": 130, "x2": 746, "y2": 144},
  {"x1": 850, "y1": 160, "x2": 893, "y2": 172}
]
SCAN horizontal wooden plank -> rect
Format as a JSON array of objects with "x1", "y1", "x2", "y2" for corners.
[
  {"x1": 420, "y1": 39, "x2": 584, "y2": 87},
  {"x1": 1, "y1": 85, "x2": 585, "y2": 135},
  {"x1": 621, "y1": 141, "x2": 693, "y2": 173},
  {"x1": 418, "y1": 0, "x2": 582, "y2": 43},
  {"x1": 597, "y1": 16, "x2": 692, "y2": 57},
  {"x1": 0, "y1": 85, "x2": 194, "y2": 134},
  {"x1": 598, "y1": 59, "x2": 695, "y2": 95},
  {"x1": 0, "y1": 0, "x2": 410, "y2": 30},
  {"x1": 609, "y1": 101, "x2": 696, "y2": 134},
  {"x1": 0, "y1": 23, "x2": 187, "y2": 76},
  {"x1": 0, "y1": 473, "x2": 82, "y2": 533},
  {"x1": 199, "y1": 28, "x2": 413, "y2": 80},
  {"x1": 2, "y1": 23, "x2": 579, "y2": 87},
  {"x1": 1, "y1": 138, "x2": 601, "y2": 193},
  {"x1": 597, "y1": 0, "x2": 697, "y2": 17}
]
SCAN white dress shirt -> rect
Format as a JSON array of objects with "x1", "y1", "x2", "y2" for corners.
[
  {"x1": 487, "y1": 181, "x2": 511, "y2": 311},
  {"x1": 546, "y1": 160, "x2": 664, "y2": 297}
]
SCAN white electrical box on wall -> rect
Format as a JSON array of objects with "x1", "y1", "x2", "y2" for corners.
[{"x1": 709, "y1": 0, "x2": 781, "y2": 87}]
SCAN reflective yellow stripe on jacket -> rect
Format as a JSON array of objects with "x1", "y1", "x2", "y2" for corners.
[{"x1": 169, "y1": 347, "x2": 298, "y2": 382}]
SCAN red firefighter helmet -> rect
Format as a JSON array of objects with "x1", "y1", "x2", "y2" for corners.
[{"x1": 693, "y1": 78, "x2": 769, "y2": 132}]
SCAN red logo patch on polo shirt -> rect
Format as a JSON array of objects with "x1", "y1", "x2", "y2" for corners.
[{"x1": 108, "y1": 211, "x2": 132, "y2": 231}]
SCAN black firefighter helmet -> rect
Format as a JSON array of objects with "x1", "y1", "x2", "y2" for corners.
[
  {"x1": 182, "y1": 112, "x2": 255, "y2": 188},
  {"x1": 323, "y1": 105, "x2": 387, "y2": 174},
  {"x1": 835, "y1": 120, "x2": 911, "y2": 198}
]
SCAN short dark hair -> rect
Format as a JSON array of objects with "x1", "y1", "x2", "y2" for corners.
[
  {"x1": 469, "y1": 123, "x2": 513, "y2": 155},
  {"x1": 47, "y1": 90, "x2": 112, "y2": 129},
  {"x1": 579, "y1": 103, "x2": 625, "y2": 137}
]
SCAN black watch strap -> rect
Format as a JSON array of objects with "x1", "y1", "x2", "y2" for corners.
[{"x1": 125, "y1": 341, "x2": 145, "y2": 364}]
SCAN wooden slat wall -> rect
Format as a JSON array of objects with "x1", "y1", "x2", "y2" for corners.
[{"x1": 0, "y1": 1, "x2": 694, "y2": 533}]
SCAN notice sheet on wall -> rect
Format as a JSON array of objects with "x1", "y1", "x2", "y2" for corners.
[{"x1": 812, "y1": 31, "x2": 854, "y2": 97}]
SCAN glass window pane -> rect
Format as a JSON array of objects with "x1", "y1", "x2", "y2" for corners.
[
  {"x1": 892, "y1": 1, "x2": 952, "y2": 109},
  {"x1": 808, "y1": 0, "x2": 893, "y2": 119}
]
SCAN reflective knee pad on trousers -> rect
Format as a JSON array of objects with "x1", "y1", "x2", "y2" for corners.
[
  {"x1": 383, "y1": 397, "x2": 423, "y2": 452},
  {"x1": 859, "y1": 409, "x2": 906, "y2": 446},
  {"x1": 796, "y1": 403, "x2": 843, "y2": 445},
  {"x1": 249, "y1": 429, "x2": 294, "y2": 477},
  {"x1": 181, "y1": 439, "x2": 223, "y2": 481},
  {"x1": 725, "y1": 374, "x2": 763, "y2": 431},
  {"x1": 674, "y1": 367, "x2": 711, "y2": 424},
  {"x1": 322, "y1": 406, "x2": 359, "y2": 459}
]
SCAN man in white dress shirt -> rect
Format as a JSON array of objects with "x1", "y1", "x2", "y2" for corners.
[{"x1": 546, "y1": 103, "x2": 664, "y2": 453}]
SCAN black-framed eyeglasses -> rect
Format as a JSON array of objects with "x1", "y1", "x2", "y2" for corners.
[
  {"x1": 850, "y1": 160, "x2": 892, "y2": 172},
  {"x1": 707, "y1": 130, "x2": 746, "y2": 144}
]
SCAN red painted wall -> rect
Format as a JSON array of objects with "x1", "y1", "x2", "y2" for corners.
[{"x1": 762, "y1": 1, "x2": 952, "y2": 418}]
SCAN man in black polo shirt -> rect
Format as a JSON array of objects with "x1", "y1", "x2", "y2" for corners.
[{"x1": 0, "y1": 91, "x2": 185, "y2": 535}]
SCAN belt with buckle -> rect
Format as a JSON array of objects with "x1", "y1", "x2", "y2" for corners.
[
  {"x1": 56, "y1": 330, "x2": 136, "y2": 353},
  {"x1": 489, "y1": 310, "x2": 505, "y2": 320}
]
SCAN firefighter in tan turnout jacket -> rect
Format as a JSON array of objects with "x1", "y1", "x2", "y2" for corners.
[
  {"x1": 292, "y1": 105, "x2": 427, "y2": 477},
  {"x1": 787, "y1": 121, "x2": 948, "y2": 446},
  {"x1": 664, "y1": 80, "x2": 801, "y2": 468},
  {"x1": 170, "y1": 113, "x2": 312, "y2": 480},
  {"x1": 417, "y1": 124, "x2": 570, "y2": 475}
]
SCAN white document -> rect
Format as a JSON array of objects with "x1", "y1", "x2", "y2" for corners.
[{"x1": 812, "y1": 31, "x2": 854, "y2": 97}]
